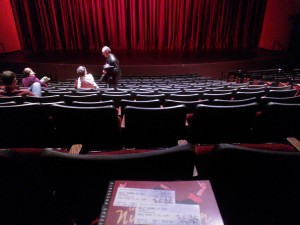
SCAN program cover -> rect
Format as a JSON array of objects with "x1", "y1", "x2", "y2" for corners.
[{"x1": 99, "y1": 180, "x2": 223, "y2": 225}]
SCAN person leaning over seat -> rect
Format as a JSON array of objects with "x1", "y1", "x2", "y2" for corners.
[
  {"x1": 74, "y1": 66, "x2": 99, "y2": 89},
  {"x1": 22, "y1": 67, "x2": 49, "y2": 96},
  {"x1": 0, "y1": 70, "x2": 35, "y2": 97}
]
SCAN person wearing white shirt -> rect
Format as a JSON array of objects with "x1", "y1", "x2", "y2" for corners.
[{"x1": 75, "y1": 66, "x2": 99, "y2": 89}]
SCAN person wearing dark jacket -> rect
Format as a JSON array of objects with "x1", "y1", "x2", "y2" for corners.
[{"x1": 101, "y1": 46, "x2": 122, "y2": 89}]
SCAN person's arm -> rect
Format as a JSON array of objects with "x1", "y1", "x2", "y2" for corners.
[
  {"x1": 22, "y1": 89, "x2": 36, "y2": 97},
  {"x1": 34, "y1": 77, "x2": 48, "y2": 87},
  {"x1": 28, "y1": 91, "x2": 36, "y2": 96},
  {"x1": 76, "y1": 77, "x2": 81, "y2": 88},
  {"x1": 74, "y1": 79, "x2": 78, "y2": 88},
  {"x1": 108, "y1": 54, "x2": 121, "y2": 75}
]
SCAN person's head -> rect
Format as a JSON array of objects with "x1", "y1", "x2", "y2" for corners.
[
  {"x1": 77, "y1": 66, "x2": 87, "y2": 77},
  {"x1": 1, "y1": 70, "x2": 17, "y2": 87},
  {"x1": 102, "y1": 46, "x2": 111, "y2": 57},
  {"x1": 23, "y1": 67, "x2": 35, "y2": 77}
]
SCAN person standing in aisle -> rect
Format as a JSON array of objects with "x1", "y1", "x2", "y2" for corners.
[{"x1": 101, "y1": 46, "x2": 122, "y2": 89}]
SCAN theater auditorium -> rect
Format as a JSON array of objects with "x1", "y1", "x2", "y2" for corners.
[{"x1": 0, "y1": 1, "x2": 300, "y2": 225}]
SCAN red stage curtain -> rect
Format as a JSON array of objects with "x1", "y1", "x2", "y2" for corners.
[{"x1": 10, "y1": 0, "x2": 267, "y2": 51}]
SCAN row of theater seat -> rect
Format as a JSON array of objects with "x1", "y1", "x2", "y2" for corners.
[
  {"x1": 42, "y1": 84, "x2": 297, "y2": 96},
  {"x1": 44, "y1": 73, "x2": 298, "y2": 92},
  {"x1": 41, "y1": 89, "x2": 298, "y2": 103},
  {"x1": 228, "y1": 68, "x2": 300, "y2": 84},
  {"x1": 0, "y1": 100, "x2": 300, "y2": 149},
  {"x1": 1, "y1": 86, "x2": 299, "y2": 107},
  {"x1": 1, "y1": 142, "x2": 300, "y2": 225}
]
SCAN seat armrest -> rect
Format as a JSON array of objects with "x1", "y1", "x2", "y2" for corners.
[
  {"x1": 69, "y1": 144, "x2": 83, "y2": 154},
  {"x1": 287, "y1": 137, "x2": 300, "y2": 152}
]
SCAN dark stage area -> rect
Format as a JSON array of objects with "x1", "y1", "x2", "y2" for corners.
[{"x1": 0, "y1": 48, "x2": 295, "y2": 81}]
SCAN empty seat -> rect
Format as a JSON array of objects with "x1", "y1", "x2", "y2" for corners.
[
  {"x1": 0, "y1": 149, "x2": 71, "y2": 225},
  {"x1": 227, "y1": 84, "x2": 248, "y2": 89},
  {"x1": 101, "y1": 93, "x2": 134, "y2": 107},
  {"x1": 103, "y1": 90, "x2": 129, "y2": 95},
  {"x1": 202, "y1": 92, "x2": 233, "y2": 101},
  {"x1": 156, "y1": 90, "x2": 183, "y2": 97},
  {"x1": 239, "y1": 87, "x2": 266, "y2": 92},
  {"x1": 135, "y1": 93, "x2": 166, "y2": 104},
  {"x1": 188, "y1": 103, "x2": 259, "y2": 144},
  {"x1": 259, "y1": 95, "x2": 300, "y2": 108},
  {"x1": 25, "y1": 95, "x2": 62, "y2": 103},
  {"x1": 63, "y1": 94, "x2": 101, "y2": 105},
  {"x1": 265, "y1": 89, "x2": 297, "y2": 97},
  {"x1": 204, "y1": 86, "x2": 225, "y2": 90},
  {"x1": 252, "y1": 102, "x2": 300, "y2": 142},
  {"x1": 163, "y1": 99, "x2": 209, "y2": 113},
  {"x1": 208, "y1": 89, "x2": 237, "y2": 94},
  {"x1": 0, "y1": 96, "x2": 24, "y2": 104},
  {"x1": 234, "y1": 90, "x2": 265, "y2": 100},
  {"x1": 0, "y1": 103, "x2": 56, "y2": 147},
  {"x1": 75, "y1": 88, "x2": 99, "y2": 92},
  {"x1": 0, "y1": 101, "x2": 17, "y2": 106},
  {"x1": 50, "y1": 104, "x2": 123, "y2": 150},
  {"x1": 266, "y1": 85, "x2": 292, "y2": 91},
  {"x1": 197, "y1": 143, "x2": 300, "y2": 225},
  {"x1": 74, "y1": 91, "x2": 101, "y2": 96},
  {"x1": 248, "y1": 84, "x2": 266, "y2": 89},
  {"x1": 168, "y1": 93, "x2": 199, "y2": 101},
  {"x1": 124, "y1": 105, "x2": 188, "y2": 148},
  {"x1": 183, "y1": 88, "x2": 205, "y2": 92},
  {"x1": 158, "y1": 88, "x2": 181, "y2": 92},
  {"x1": 39, "y1": 144, "x2": 195, "y2": 224},
  {"x1": 120, "y1": 99, "x2": 161, "y2": 115},
  {"x1": 131, "y1": 90, "x2": 156, "y2": 96},
  {"x1": 183, "y1": 89, "x2": 208, "y2": 98},
  {"x1": 45, "y1": 90, "x2": 73, "y2": 97},
  {"x1": 212, "y1": 97, "x2": 257, "y2": 106},
  {"x1": 70, "y1": 100, "x2": 115, "y2": 107}
]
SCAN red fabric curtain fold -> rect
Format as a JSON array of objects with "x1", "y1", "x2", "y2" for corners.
[{"x1": 10, "y1": 0, "x2": 267, "y2": 51}]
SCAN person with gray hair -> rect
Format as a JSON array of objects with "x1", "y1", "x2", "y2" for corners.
[
  {"x1": 74, "y1": 66, "x2": 99, "y2": 89},
  {"x1": 101, "y1": 46, "x2": 122, "y2": 89}
]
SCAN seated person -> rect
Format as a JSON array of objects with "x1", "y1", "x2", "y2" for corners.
[
  {"x1": 74, "y1": 66, "x2": 99, "y2": 89},
  {"x1": 22, "y1": 67, "x2": 49, "y2": 96},
  {"x1": 0, "y1": 70, "x2": 35, "y2": 97}
]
